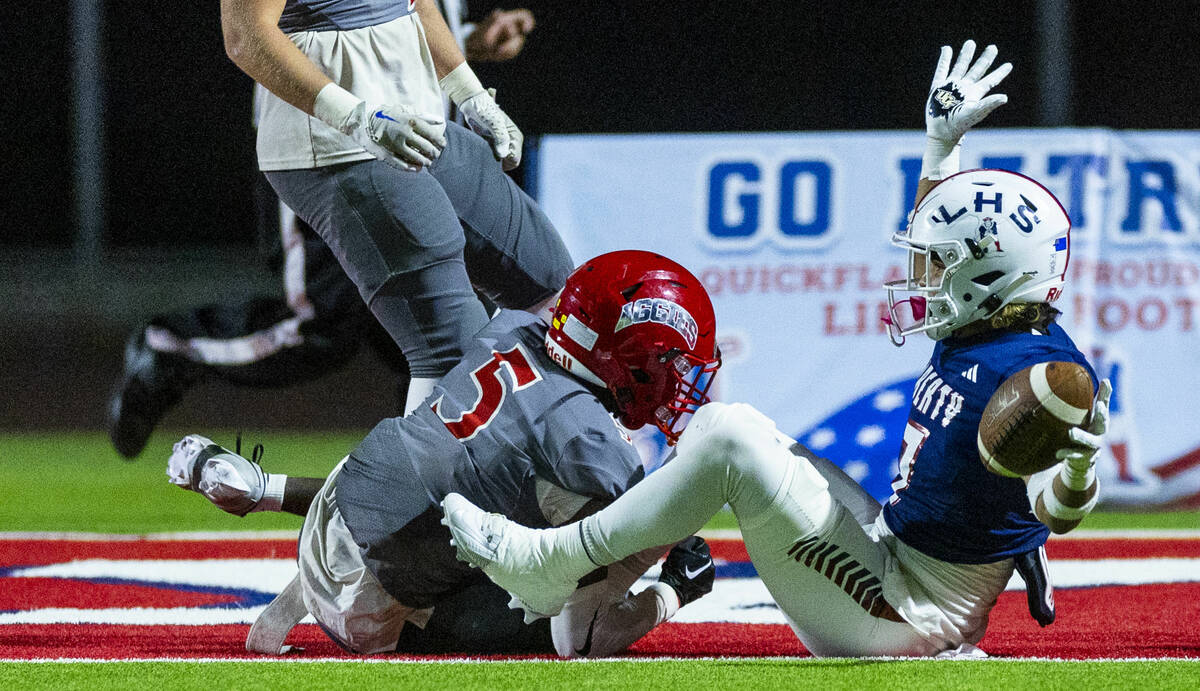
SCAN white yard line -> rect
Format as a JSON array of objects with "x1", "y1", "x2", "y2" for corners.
[
  {"x1": 2, "y1": 655, "x2": 1198, "y2": 664},
  {"x1": 1, "y1": 528, "x2": 1198, "y2": 542}
]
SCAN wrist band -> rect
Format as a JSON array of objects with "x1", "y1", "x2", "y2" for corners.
[
  {"x1": 920, "y1": 137, "x2": 961, "y2": 181},
  {"x1": 253, "y1": 474, "x2": 288, "y2": 513},
  {"x1": 312, "y1": 83, "x2": 362, "y2": 132},
  {"x1": 439, "y1": 62, "x2": 485, "y2": 106}
]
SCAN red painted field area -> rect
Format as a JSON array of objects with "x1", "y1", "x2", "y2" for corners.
[{"x1": 1, "y1": 535, "x2": 1197, "y2": 660}]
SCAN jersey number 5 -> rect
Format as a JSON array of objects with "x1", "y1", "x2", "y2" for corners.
[
  {"x1": 432, "y1": 343, "x2": 543, "y2": 441},
  {"x1": 888, "y1": 420, "x2": 930, "y2": 505}
]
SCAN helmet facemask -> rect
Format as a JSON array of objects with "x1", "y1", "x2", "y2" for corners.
[
  {"x1": 545, "y1": 250, "x2": 722, "y2": 446},
  {"x1": 651, "y1": 347, "x2": 721, "y2": 444}
]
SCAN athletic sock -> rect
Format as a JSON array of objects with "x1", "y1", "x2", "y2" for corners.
[{"x1": 404, "y1": 377, "x2": 438, "y2": 415}]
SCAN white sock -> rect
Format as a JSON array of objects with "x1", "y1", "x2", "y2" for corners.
[{"x1": 404, "y1": 377, "x2": 438, "y2": 415}]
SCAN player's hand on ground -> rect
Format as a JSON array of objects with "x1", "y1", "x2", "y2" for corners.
[
  {"x1": 347, "y1": 102, "x2": 446, "y2": 172},
  {"x1": 925, "y1": 40, "x2": 1011, "y2": 148},
  {"x1": 657, "y1": 536, "x2": 714, "y2": 607},
  {"x1": 1056, "y1": 378, "x2": 1112, "y2": 472},
  {"x1": 465, "y1": 8, "x2": 536, "y2": 62},
  {"x1": 166, "y1": 434, "x2": 268, "y2": 516},
  {"x1": 459, "y1": 88, "x2": 523, "y2": 170}
]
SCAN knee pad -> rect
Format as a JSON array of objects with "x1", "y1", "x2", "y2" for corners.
[
  {"x1": 678, "y1": 403, "x2": 831, "y2": 516},
  {"x1": 677, "y1": 402, "x2": 787, "y2": 463}
]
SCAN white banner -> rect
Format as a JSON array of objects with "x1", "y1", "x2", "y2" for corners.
[{"x1": 535, "y1": 129, "x2": 1200, "y2": 509}]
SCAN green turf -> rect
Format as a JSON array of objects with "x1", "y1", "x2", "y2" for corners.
[
  {"x1": 2, "y1": 431, "x2": 1196, "y2": 534},
  {"x1": 2, "y1": 659, "x2": 1199, "y2": 690}
]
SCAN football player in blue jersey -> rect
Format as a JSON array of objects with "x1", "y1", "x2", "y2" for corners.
[
  {"x1": 440, "y1": 40, "x2": 1112, "y2": 658},
  {"x1": 165, "y1": 250, "x2": 721, "y2": 657}
]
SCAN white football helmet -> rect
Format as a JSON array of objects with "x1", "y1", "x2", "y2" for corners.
[{"x1": 884, "y1": 169, "x2": 1071, "y2": 345}]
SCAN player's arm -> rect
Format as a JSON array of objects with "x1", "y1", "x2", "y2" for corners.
[
  {"x1": 912, "y1": 40, "x2": 1012, "y2": 207},
  {"x1": 221, "y1": 0, "x2": 445, "y2": 170},
  {"x1": 550, "y1": 539, "x2": 713, "y2": 658},
  {"x1": 220, "y1": 0, "x2": 330, "y2": 115},
  {"x1": 1026, "y1": 379, "x2": 1112, "y2": 533},
  {"x1": 417, "y1": 0, "x2": 525, "y2": 169}
]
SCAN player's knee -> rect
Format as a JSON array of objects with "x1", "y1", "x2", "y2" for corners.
[
  {"x1": 444, "y1": 123, "x2": 496, "y2": 168},
  {"x1": 676, "y1": 403, "x2": 782, "y2": 470}
]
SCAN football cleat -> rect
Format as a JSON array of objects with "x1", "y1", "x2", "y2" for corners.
[
  {"x1": 440, "y1": 492, "x2": 580, "y2": 620},
  {"x1": 167, "y1": 434, "x2": 267, "y2": 517},
  {"x1": 108, "y1": 326, "x2": 203, "y2": 458},
  {"x1": 658, "y1": 536, "x2": 714, "y2": 607}
]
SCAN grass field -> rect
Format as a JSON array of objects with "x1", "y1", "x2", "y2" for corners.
[
  {"x1": 2, "y1": 659, "x2": 1199, "y2": 690},
  {"x1": 2, "y1": 431, "x2": 1197, "y2": 689}
]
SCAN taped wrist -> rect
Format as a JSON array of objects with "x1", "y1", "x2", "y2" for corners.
[
  {"x1": 251, "y1": 473, "x2": 288, "y2": 513},
  {"x1": 920, "y1": 136, "x2": 962, "y2": 181},
  {"x1": 439, "y1": 62, "x2": 485, "y2": 106},
  {"x1": 1039, "y1": 471, "x2": 1099, "y2": 521},
  {"x1": 312, "y1": 83, "x2": 364, "y2": 133}
]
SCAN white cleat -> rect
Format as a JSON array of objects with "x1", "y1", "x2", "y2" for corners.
[{"x1": 440, "y1": 492, "x2": 579, "y2": 620}]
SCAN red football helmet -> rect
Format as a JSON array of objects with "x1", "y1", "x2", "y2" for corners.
[{"x1": 545, "y1": 250, "x2": 721, "y2": 444}]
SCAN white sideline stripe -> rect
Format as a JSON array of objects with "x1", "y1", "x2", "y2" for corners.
[
  {"x1": 7, "y1": 528, "x2": 1199, "y2": 541},
  {"x1": 2, "y1": 655, "x2": 1199, "y2": 664},
  {"x1": 1030, "y1": 362, "x2": 1089, "y2": 425},
  {"x1": 5, "y1": 557, "x2": 1198, "y2": 626}
]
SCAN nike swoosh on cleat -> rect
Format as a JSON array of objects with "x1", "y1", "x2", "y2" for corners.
[
  {"x1": 684, "y1": 561, "x2": 713, "y2": 580},
  {"x1": 573, "y1": 609, "x2": 601, "y2": 657}
]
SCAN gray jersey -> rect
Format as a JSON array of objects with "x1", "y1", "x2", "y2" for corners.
[
  {"x1": 278, "y1": 0, "x2": 413, "y2": 33},
  {"x1": 336, "y1": 309, "x2": 644, "y2": 607}
]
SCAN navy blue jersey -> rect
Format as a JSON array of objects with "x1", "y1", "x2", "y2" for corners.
[{"x1": 882, "y1": 323, "x2": 1097, "y2": 564}]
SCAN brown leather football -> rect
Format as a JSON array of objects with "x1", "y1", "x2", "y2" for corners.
[{"x1": 977, "y1": 362, "x2": 1094, "y2": 477}]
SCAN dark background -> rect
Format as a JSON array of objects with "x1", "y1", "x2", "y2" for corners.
[
  {"x1": 7, "y1": 1, "x2": 1199, "y2": 250},
  {"x1": 3, "y1": 1, "x2": 1198, "y2": 432}
]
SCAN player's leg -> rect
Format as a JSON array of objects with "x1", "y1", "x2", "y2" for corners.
[
  {"x1": 443, "y1": 403, "x2": 935, "y2": 655},
  {"x1": 441, "y1": 402, "x2": 787, "y2": 616},
  {"x1": 289, "y1": 459, "x2": 427, "y2": 654},
  {"x1": 392, "y1": 578, "x2": 553, "y2": 654},
  {"x1": 107, "y1": 176, "x2": 382, "y2": 458},
  {"x1": 429, "y1": 124, "x2": 573, "y2": 316},
  {"x1": 266, "y1": 162, "x2": 490, "y2": 413}
]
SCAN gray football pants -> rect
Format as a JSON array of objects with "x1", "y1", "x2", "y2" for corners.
[{"x1": 266, "y1": 123, "x2": 573, "y2": 377}]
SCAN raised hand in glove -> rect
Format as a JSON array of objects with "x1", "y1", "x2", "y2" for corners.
[
  {"x1": 658, "y1": 536, "x2": 714, "y2": 607},
  {"x1": 921, "y1": 40, "x2": 1012, "y2": 180}
]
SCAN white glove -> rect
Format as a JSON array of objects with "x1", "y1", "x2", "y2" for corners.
[
  {"x1": 166, "y1": 434, "x2": 284, "y2": 516},
  {"x1": 1056, "y1": 378, "x2": 1112, "y2": 476},
  {"x1": 921, "y1": 40, "x2": 1012, "y2": 180},
  {"x1": 440, "y1": 63, "x2": 523, "y2": 170},
  {"x1": 313, "y1": 83, "x2": 446, "y2": 172}
]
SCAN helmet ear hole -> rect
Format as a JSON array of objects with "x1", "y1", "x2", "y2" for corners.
[
  {"x1": 972, "y1": 270, "x2": 1005, "y2": 286},
  {"x1": 620, "y1": 283, "x2": 643, "y2": 301},
  {"x1": 629, "y1": 368, "x2": 651, "y2": 384}
]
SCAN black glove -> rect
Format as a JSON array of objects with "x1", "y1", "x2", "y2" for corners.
[{"x1": 658, "y1": 536, "x2": 714, "y2": 607}]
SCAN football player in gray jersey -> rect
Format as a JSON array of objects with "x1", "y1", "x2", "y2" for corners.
[{"x1": 166, "y1": 250, "x2": 723, "y2": 657}]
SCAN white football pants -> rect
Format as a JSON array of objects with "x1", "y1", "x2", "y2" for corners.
[{"x1": 577, "y1": 402, "x2": 948, "y2": 657}]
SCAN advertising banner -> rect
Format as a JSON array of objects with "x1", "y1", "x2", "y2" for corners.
[{"x1": 535, "y1": 129, "x2": 1200, "y2": 509}]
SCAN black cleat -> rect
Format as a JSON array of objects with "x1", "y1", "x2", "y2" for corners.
[
  {"x1": 107, "y1": 326, "x2": 202, "y2": 459},
  {"x1": 658, "y1": 536, "x2": 715, "y2": 607}
]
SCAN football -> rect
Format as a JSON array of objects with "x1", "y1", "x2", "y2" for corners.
[{"x1": 977, "y1": 362, "x2": 1094, "y2": 478}]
